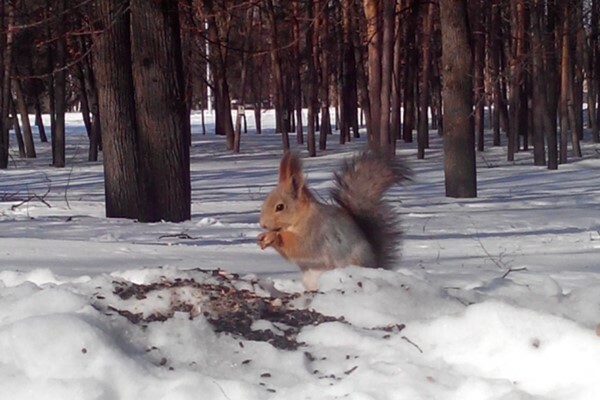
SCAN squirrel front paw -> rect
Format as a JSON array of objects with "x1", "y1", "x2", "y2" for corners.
[{"x1": 258, "y1": 231, "x2": 280, "y2": 249}]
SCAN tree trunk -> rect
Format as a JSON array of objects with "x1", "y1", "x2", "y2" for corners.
[
  {"x1": 94, "y1": 0, "x2": 151, "y2": 220},
  {"x1": 204, "y1": 6, "x2": 234, "y2": 150},
  {"x1": 508, "y1": 0, "x2": 526, "y2": 161},
  {"x1": 292, "y1": 0, "x2": 304, "y2": 145},
  {"x1": 13, "y1": 78, "x2": 36, "y2": 158},
  {"x1": 76, "y1": 64, "x2": 94, "y2": 138},
  {"x1": 0, "y1": 0, "x2": 13, "y2": 169},
  {"x1": 378, "y1": 0, "x2": 394, "y2": 153},
  {"x1": 559, "y1": 1, "x2": 571, "y2": 164},
  {"x1": 234, "y1": 51, "x2": 249, "y2": 154},
  {"x1": 588, "y1": 0, "x2": 600, "y2": 142},
  {"x1": 10, "y1": 96, "x2": 26, "y2": 158},
  {"x1": 79, "y1": 36, "x2": 102, "y2": 161},
  {"x1": 593, "y1": 0, "x2": 600, "y2": 142},
  {"x1": 439, "y1": 0, "x2": 476, "y2": 198},
  {"x1": 390, "y1": 2, "x2": 403, "y2": 146},
  {"x1": 544, "y1": 0, "x2": 559, "y2": 170},
  {"x1": 417, "y1": 0, "x2": 434, "y2": 159},
  {"x1": 472, "y1": 0, "x2": 485, "y2": 152},
  {"x1": 317, "y1": 0, "x2": 331, "y2": 151},
  {"x1": 570, "y1": 0, "x2": 583, "y2": 155},
  {"x1": 530, "y1": 0, "x2": 547, "y2": 166},
  {"x1": 53, "y1": 0, "x2": 67, "y2": 168},
  {"x1": 130, "y1": 0, "x2": 191, "y2": 222},
  {"x1": 33, "y1": 98, "x2": 47, "y2": 143},
  {"x1": 266, "y1": 0, "x2": 290, "y2": 150},
  {"x1": 306, "y1": 0, "x2": 317, "y2": 156},
  {"x1": 402, "y1": 1, "x2": 418, "y2": 143},
  {"x1": 352, "y1": 1, "x2": 369, "y2": 138},
  {"x1": 363, "y1": 0, "x2": 381, "y2": 148},
  {"x1": 489, "y1": 0, "x2": 503, "y2": 146}
]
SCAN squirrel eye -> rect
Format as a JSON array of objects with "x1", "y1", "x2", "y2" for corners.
[{"x1": 275, "y1": 203, "x2": 285, "y2": 212}]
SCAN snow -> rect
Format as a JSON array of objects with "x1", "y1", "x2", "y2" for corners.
[{"x1": 1, "y1": 111, "x2": 600, "y2": 400}]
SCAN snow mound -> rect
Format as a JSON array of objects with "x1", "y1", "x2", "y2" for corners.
[{"x1": 1, "y1": 266, "x2": 599, "y2": 400}]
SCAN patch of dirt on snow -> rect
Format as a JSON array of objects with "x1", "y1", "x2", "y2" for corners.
[{"x1": 103, "y1": 269, "x2": 342, "y2": 350}]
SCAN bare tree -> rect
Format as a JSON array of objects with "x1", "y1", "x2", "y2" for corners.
[
  {"x1": 530, "y1": 0, "x2": 548, "y2": 166},
  {"x1": 94, "y1": 0, "x2": 150, "y2": 220},
  {"x1": 417, "y1": 0, "x2": 434, "y2": 159},
  {"x1": 95, "y1": 0, "x2": 190, "y2": 222},
  {"x1": 0, "y1": 0, "x2": 14, "y2": 169},
  {"x1": 508, "y1": 0, "x2": 526, "y2": 162},
  {"x1": 52, "y1": 0, "x2": 67, "y2": 168},
  {"x1": 363, "y1": 0, "x2": 381, "y2": 148},
  {"x1": 439, "y1": 0, "x2": 476, "y2": 198},
  {"x1": 13, "y1": 78, "x2": 36, "y2": 158},
  {"x1": 471, "y1": 0, "x2": 485, "y2": 152}
]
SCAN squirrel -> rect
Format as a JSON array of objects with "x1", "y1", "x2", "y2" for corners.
[{"x1": 257, "y1": 150, "x2": 409, "y2": 290}]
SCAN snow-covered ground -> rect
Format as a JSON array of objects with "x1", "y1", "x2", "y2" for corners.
[{"x1": 1, "y1": 111, "x2": 600, "y2": 400}]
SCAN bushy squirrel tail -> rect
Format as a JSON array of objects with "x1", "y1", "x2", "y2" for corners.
[{"x1": 331, "y1": 151, "x2": 410, "y2": 270}]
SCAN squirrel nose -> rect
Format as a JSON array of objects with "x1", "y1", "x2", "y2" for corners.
[{"x1": 259, "y1": 217, "x2": 267, "y2": 229}]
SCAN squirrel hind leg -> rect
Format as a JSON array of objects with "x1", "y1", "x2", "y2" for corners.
[{"x1": 302, "y1": 269, "x2": 323, "y2": 291}]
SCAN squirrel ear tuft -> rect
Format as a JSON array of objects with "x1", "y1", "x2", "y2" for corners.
[{"x1": 278, "y1": 151, "x2": 305, "y2": 198}]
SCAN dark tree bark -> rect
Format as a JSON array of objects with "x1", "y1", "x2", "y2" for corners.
[
  {"x1": 568, "y1": 0, "x2": 583, "y2": 157},
  {"x1": 489, "y1": 0, "x2": 503, "y2": 146},
  {"x1": 417, "y1": 0, "x2": 434, "y2": 159},
  {"x1": 351, "y1": 7, "x2": 368, "y2": 139},
  {"x1": 559, "y1": 1, "x2": 571, "y2": 164},
  {"x1": 10, "y1": 96, "x2": 26, "y2": 158},
  {"x1": 306, "y1": 0, "x2": 318, "y2": 156},
  {"x1": 266, "y1": 0, "x2": 290, "y2": 150},
  {"x1": 52, "y1": 0, "x2": 67, "y2": 168},
  {"x1": 316, "y1": 0, "x2": 331, "y2": 151},
  {"x1": 0, "y1": 0, "x2": 5, "y2": 170},
  {"x1": 233, "y1": 58, "x2": 248, "y2": 154},
  {"x1": 363, "y1": 0, "x2": 381, "y2": 148},
  {"x1": 78, "y1": 37, "x2": 102, "y2": 162},
  {"x1": 593, "y1": 0, "x2": 600, "y2": 142},
  {"x1": 378, "y1": 0, "x2": 394, "y2": 153},
  {"x1": 233, "y1": 7, "x2": 254, "y2": 154},
  {"x1": 530, "y1": 0, "x2": 547, "y2": 166},
  {"x1": 390, "y1": 1, "x2": 403, "y2": 147},
  {"x1": 544, "y1": 0, "x2": 559, "y2": 170},
  {"x1": 339, "y1": 0, "x2": 359, "y2": 144},
  {"x1": 471, "y1": 0, "x2": 485, "y2": 152},
  {"x1": 203, "y1": 3, "x2": 235, "y2": 150},
  {"x1": 76, "y1": 64, "x2": 93, "y2": 138},
  {"x1": 402, "y1": 1, "x2": 418, "y2": 144},
  {"x1": 439, "y1": 0, "x2": 476, "y2": 198},
  {"x1": 13, "y1": 79, "x2": 36, "y2": 158},
  {"x1": 94, "y1": 0, "x2": 151, "y2": 220},
  {"x1": 34, "y1": 99, "x2": 48, "y2": 143},
  {"x1": 508, "y1": 0, "x2": 526, "y2": 161},
  {"x1": 130, "y1": 0, "x2": 191, "y2": 222},
  {"x1": 572, "y1": 0, "x2": 585, "y2": 146},
  {"x1": 0, "y1": 0, "x2": 13, "y2": 169},
  {"x1": 584, "y1": 9, "x2": 599, "y2": 142},
  {"x1": 292, "y1": 0, "x2": 304, "y2": 145}
]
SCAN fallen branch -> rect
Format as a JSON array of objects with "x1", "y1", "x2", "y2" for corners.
[
  {"x1": 158, "y1": 232, "x2": 198, "y2": 240},
  {"x1": 401, "y1": 336, "x2": 423, "y2": 354},
  {"x1": 10, "y1": 186, "x2": 52, "y2": 210},
  {"x1": 501, "y1": 267, "x2": 528, "y2": 279}
]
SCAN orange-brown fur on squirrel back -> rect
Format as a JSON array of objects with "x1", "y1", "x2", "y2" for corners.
[{"x1": 258, "y1": 150, "x2": 409, "y2": 290}]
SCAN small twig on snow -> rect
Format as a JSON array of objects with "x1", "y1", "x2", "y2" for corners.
[
  {"x1": 10, "y1": 186, "x2": 52, "y2": 211},
  {"x1": 501, "y1": 267, "x2": 528, "y2": 279},
  {"x1": 158, "y1": 232, "x2": 198, "y2": 240},
  {"x1": 401, "y1": 336, "x2": 423, "y2": 354}
]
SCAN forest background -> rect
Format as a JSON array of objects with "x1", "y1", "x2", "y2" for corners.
[{"x1": 0, "y1": 0, "x2": 599, "y2": 221}]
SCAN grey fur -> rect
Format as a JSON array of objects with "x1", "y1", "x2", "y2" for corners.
[{"x1": 331, "y1": 151, "x2": 410, "y2": 269}]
